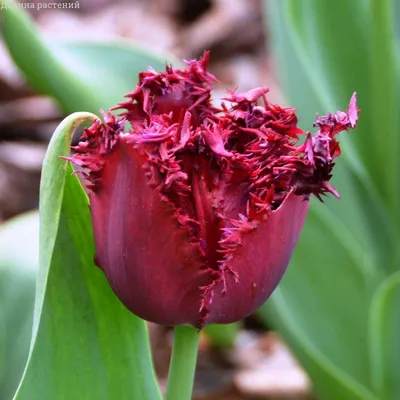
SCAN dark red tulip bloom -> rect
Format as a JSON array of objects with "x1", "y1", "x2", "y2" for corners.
[{"x1": 67, "y1": 52, "x2": 359, "y2": 328}]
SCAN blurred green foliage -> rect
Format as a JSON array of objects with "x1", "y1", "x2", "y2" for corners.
[
  {"x1": 1, "y1": 0, "x2": 179, "y2": 115},
  {"x1": 260, "y1": 1, "x2": 400, "y2": 399},
  {"x1": 203, "y1": 322, "x2": 241, "y2": 349},
  {"x1": 0, "y1": 213, "x2": 37, "y2": 400}
]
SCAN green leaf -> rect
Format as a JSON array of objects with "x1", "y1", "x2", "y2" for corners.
[
  {"x1": 369, "y1": 0, "x2": 399, "y2": 217},
  {"x1": 0, "y1": 212, "x2": 38, "y2": 400},
  {"x1": 267, "y1": 0, "x2": 400, "y2": 265},
  {"x1": 1, "y1": 0, "x2": 180, "y2": 114},
  {"x1": 282, "y1": 0, "x2": 400, "y2": 225},
  {"x1": 14, "y1": 114, "x2": 162, "y2": 400},
  {"x1": 263, "y1": 1, "x2": 400, "y2": 399},
  {"x1": 265, "y1": 0, "x2": 376, "y2": 253},
  {"x1": 369, "y1": 271, "x2": 400, "y2": 400}
]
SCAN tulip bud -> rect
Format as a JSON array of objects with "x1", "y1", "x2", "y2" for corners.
[{"x1": 66, "y1": 52, "x2": 359, "y2": 328}]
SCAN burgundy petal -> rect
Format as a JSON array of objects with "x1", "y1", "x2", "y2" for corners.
[
  {"x1": 90, "y1": 142, "x2": 209, "y2": 326},
  {"x1": 205, "y1": 193, "x2": 309, "y2": 325}
]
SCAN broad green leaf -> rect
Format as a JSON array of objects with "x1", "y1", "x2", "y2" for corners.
[
  {"x1": 368, "y1": 0, "x2": 399, "y2": 216},
  {"x1": 265, "y1": 1, "x2": 399, "y2": 270},
  {"x1": 265, "y1": 7, "x2": 380, "y2": 389},
  {"x1": 0, "y1": 212, "x2": 38, "y2": 400},
  {"x1": 369, "y1": 271, "x2": 400, "y2": 400},
  {"x1": 263, "y1": 1, "x2": 400, "y2": 399},
  {"x1": 1, "y1": 0, "x2": 180, "y2": 114},
  {"x1": 265, "y1": 0, "x2": 372, "y2": 251},
  {"x1": 14, "y1": 114, "x2": 162, "y2": 400},
  {"x1": 267, "y1": 0, "x2": 399, "y2": 269},
  {"x1": 282, "y1": 0, "x2": 400, "y2": 226}
]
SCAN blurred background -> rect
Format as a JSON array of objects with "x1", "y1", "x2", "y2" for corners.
[
  {"x1": 0, "y1": 0, "x2": 399, "y2": 399},
  {"x1": 0, "y1": 0, "x2": 276, "y2": 221}
]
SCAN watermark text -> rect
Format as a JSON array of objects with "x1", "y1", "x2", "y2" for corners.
[{"x1": 1, "y1": 1, "x2": 80, "y2": 10}]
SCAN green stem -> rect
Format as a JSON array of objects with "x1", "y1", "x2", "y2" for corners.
[{"x1": 165, "y1": 325, "x2": 200, "y2": 400}]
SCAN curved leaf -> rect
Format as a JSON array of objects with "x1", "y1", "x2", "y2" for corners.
[{"x1": 14, "y1": 114, "x2": 162, "y2": 400}]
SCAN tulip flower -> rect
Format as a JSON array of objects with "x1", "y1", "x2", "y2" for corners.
[{"x1": 67, "y1": 52, "x2": 358, "y2": 329}]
